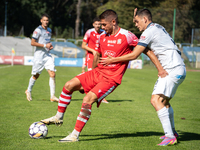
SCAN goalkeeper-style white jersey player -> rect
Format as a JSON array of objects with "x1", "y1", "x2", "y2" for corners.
[{"x1": 25, "y1": 14, "x2": 59, "y2": 102}]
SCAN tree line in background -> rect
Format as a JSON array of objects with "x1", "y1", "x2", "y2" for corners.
[{"x1": 0, "y1": 0, "x2": 199, "y2": 43}]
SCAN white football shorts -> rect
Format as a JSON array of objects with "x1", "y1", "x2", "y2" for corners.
[
  {"x1": 152, "y1": 65, "x2": 186, "y2": 98},
  {"x1": 31, "y1": 50, "x2": 56, "y2": 75}
]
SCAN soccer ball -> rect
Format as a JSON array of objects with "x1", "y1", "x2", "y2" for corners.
[{"x1": 29, "y1": 122, "x2": 48, "y2": 139}]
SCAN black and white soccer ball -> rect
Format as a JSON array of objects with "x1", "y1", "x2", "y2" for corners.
[{"x1": 29, "y1": 122, "x2": 48, "y2": 139}]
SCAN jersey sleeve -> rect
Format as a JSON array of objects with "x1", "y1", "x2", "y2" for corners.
[
  {"x1": 83, "y1": 30, "x2": 91, "y2": 43},
  {"x1": 126, "y1": 31, "x2": 139, "y2": 47},
  {"x1": 32, "y1": 28, "x2": 41, "y2": 40},
  {"x1": 137, "y1": 30, "x2": 152, "y2": 47}
]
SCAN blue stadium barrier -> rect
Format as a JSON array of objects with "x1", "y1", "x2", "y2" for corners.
[
  {"x1": 183, "y1": 46, "x2": 200, "y2": 62},
  {"x1": 54, "y1": 58, "x2": 83, "y2": 67},
  {"x1": 50, "y1": 41, "x2": 85, "y2": 58}
]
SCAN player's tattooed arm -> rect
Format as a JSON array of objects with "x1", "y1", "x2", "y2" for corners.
[{"x1": 143, "y1": 48, "x2": 168, "y2": 78}]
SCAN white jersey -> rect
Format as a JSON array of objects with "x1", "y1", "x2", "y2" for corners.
[
  {"x1": 31, "y1": 25, "x2": 55, "y2": 75},
  {"x1": 138, "y1": 22, "x2": 185, "y2": 69},
  {"x1": 32, "y1": 25, "x2": 52, "y2": 52}
]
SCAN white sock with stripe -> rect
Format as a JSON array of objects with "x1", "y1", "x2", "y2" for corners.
[{"x1": 55, "y1": 87, "x2": 72, "y2": 119}]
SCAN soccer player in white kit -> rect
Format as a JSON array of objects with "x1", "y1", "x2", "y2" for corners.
[
  {"x1": 25, "y1": 14, "x2": 59, "y2": 102},
  {"x1": 100, "y1": 8, "x2": 186, "y2": 146}
]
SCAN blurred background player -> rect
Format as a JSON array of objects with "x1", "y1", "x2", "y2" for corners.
[
  {"x1": 100, "y1": 8, "x2": 186, "y2": 146},
  {"x1": 25, "y1": 14, "x2": 59, "y2": 102},
  {"x1": 81, "y1": 17, "x2": 108, "y2": 104},
  {"x1": 81, "y1": 54, "x2": 86, "y2": 73}
]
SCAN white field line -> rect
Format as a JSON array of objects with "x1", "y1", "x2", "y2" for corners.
[{"x1": 0, "y1": 65, "x2": 12, "y2": 69}]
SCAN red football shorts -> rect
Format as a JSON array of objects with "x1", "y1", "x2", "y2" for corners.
[
  {"x1": 76, "y1": 69, "x2": 118, "y2": 107},
  {"x1": 86, "y1": 53, "x2": 94, "y2": 71}
]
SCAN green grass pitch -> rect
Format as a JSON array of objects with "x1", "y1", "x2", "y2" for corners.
[{"x1": 0, "y1": 65, "x2": 200, "y2": 150}]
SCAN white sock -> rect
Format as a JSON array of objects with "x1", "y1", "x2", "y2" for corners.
[
  {"x1": 71, "y1": 129, "x2": 80, "y2": 138},
  {"x1": 49, "y1": 77, "x2": 55, "y2": 98},
  {"x1": 56, "y1": 111, "x2": 64, "y2": 120},
  {"x1": 27, "y1": 76, "x2": 36, "y2": 92},
  {"x1": 168, "y1": 106, "x2": 175, "y2": 133},
  {"x1": 157, "y1": 107, "x2": 174, "y2": 138}
]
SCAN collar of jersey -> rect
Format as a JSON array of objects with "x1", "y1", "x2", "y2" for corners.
[
  {"x1": 146, "y1": 22, "x2": 153, "y2": 29},
  {"x1": 106, "y1": 27, "x2": 121, "y2": 37}
]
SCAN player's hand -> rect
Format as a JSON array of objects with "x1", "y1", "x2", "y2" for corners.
[
  {"x1": 158, "y1": 69, "x2": 168, "y2": 78},
  {"x1": 100, "y1": 54, "x2": 114, "y2": 66},
  {"x1": 92, "y1": 50, "x2": 98, "y2": 57},
  {"x1": 46, "y1": 43, "x2": 53, "y2": 50},
  {"x1": 133, "y1": 8, "x2": 137, "y2": 22}
]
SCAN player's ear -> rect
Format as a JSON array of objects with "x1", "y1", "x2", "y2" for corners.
[{"x1": 112, "y1": 19, "x2": 116, "y2": 25}]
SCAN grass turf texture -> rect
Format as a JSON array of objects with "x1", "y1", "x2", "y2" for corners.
[{"x1": 0, "y1": 65, "x2": 200, "y2": 150}]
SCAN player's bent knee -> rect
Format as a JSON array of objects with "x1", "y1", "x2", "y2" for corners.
[
  {"x1": 83, "y1": 93, "x2": 97, "y2": 105},
  {"x1": 49, "y1": 71, "x2": 55, "y2": 77},
  {"x1": 150, "y1": 95, "x2": 160, "y2": 107}
]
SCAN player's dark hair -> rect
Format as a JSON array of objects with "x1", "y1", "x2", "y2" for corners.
[
  {"x1": 99, "y1": 9, "x2": 118, "y2": 23},
  {"x1": 93, "y1": 17, "x2": 100, "y2": 23},
  {"x1": 41, "y1": 13, "x2": 50, "y2": 19},
  {"x1": 136, "y1": 9, "x2": 152, "y2": 21}
]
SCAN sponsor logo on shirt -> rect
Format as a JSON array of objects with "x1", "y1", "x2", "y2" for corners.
[
  {"x1": 104, "y1": 50, "x2": 116, "y2": 57},
  {"x1": 33, "y1": 31, "x2": 37, "y2": 37},
  {"x1": 108, "y1": 40, "x2": 116, "y2": 44},
  {"x1": 140, "y1": 36, "x2": 146, "y2": 40},
  {"x1": 107, "y1": 44, "x2": 114, "y2": 47},
  {"x1": 117, "y1": 39, "x2": 121, "y2": 44}
]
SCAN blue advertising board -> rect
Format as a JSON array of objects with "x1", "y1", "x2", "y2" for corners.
[{"x1": 54, "y1": 58, "x2": 83, "y2": 67}]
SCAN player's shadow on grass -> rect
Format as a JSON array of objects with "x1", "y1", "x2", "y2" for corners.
[
  {"x1": 71, "y1": 99, "x2": 133, "y2": 103},
  {"x1": 80, "y1": 131, "x2": 163, "y2": 141},
  {"x1": 177, "y1": 130, "x2": 200, "y2": 141},
  {"x1": 106, "y1": 99, "x2": 133, "y2": 102}
]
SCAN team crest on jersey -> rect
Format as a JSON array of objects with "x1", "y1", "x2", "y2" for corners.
[
  {"x1": 97, "y1": 35, "x2": 100, "y2": 38},
  {"x1": 103, "y1": 38, "x2": 106, "y2": 42},
  {"x1": 117, "y1": 39, "x2": 121, "y2": 44},
  {"x1": 140, "y1": 36, "x2": 146, "y2": 40}
]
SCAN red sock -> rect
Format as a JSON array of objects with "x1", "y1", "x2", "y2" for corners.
[
  {"x1": 74, "y1": 103, "x2": 92, "y2": 132},
  {"x1": 57, "y1": 87, "x2": 72, "y2": 113}
]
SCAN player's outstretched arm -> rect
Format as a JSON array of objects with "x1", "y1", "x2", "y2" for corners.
[
  {"x1": 100, "y1": 45, "x2": 145, "y2": 65},
  {"x1": 92, "y1": 51, "x2": 101, "y2": 69},
  {"x1": 143, "y1": 48, "x2": 168, "y2": 78}
]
